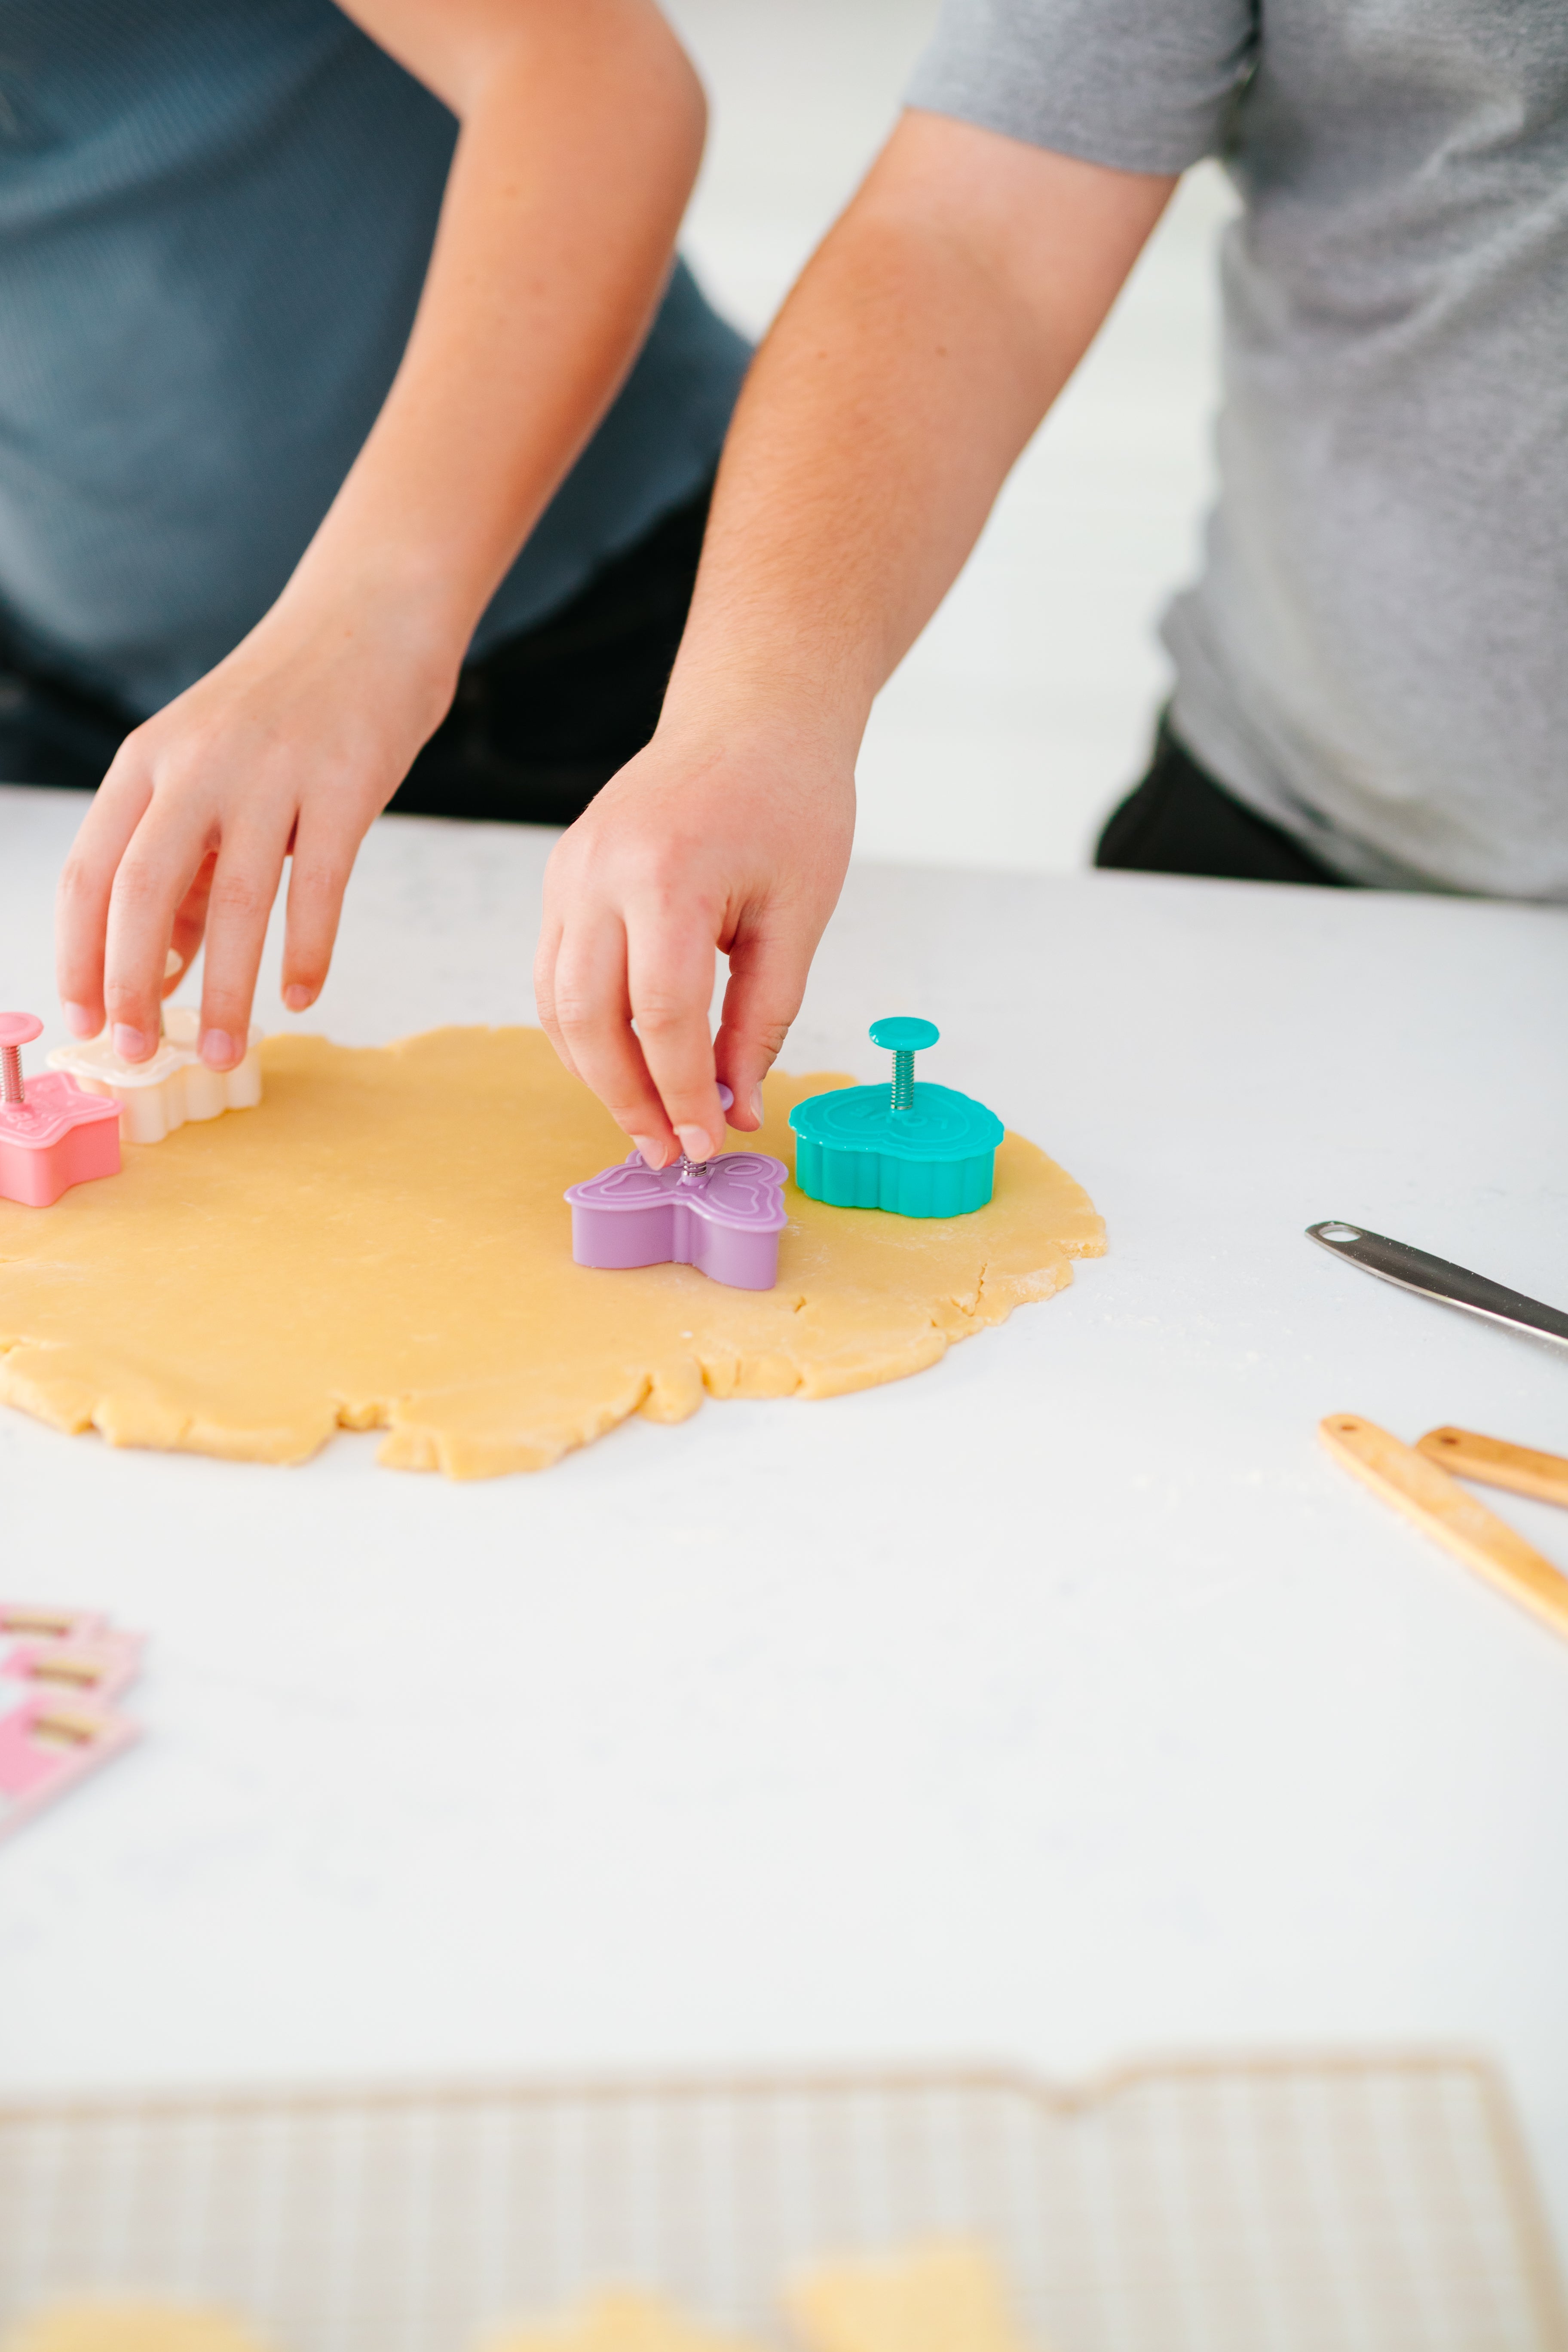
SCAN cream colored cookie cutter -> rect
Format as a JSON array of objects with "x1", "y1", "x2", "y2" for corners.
[{"x1": 49, "y1": 1004, "x2": 263, "y2": 1144}]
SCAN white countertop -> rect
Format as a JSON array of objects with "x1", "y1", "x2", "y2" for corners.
[{"x1": 2, "y1": 784, "x2": 1566, "y2": 2259}]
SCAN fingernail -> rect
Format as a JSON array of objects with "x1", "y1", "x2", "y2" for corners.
[
  {"x1": 199, "y1": 1029, "x2": 236, "y2": 1069},
  {"x1": 749, "y1": 1087, "x2": 765, "y2": 1126},
  {"x1": 111, "y1": 1025, "x2": 147, "y2": 1061},
  {"x1": 675, "y1": 1124, "x2": 716, "y2": 1164},
  {"x1": 64, "y1": 1002, "x2": 98, "y2": 1039},
  {"x1": 282, "y1": 985, "x2": 312, "y2": 1012},
  {"x1": 631, "y1": 1134, "x2": 665, "y2": 1167}
]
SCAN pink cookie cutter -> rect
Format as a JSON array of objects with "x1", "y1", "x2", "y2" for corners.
[
  {"x1": 0, "y1": 1631, "x2": 144, "y2": 1706},
  {"x1": 0, "y1": 1600, "x2": 110, "y2": 1645},
  {"x1": 0, "y1": 1695, "x2": 140, "y2": 1842},
  {"x1": 0, "y1": 1013, "x2": 121, "y2": 1207},
  {"x1": 566, "y1": 1086, "x2": 788, "y2": 1291}
]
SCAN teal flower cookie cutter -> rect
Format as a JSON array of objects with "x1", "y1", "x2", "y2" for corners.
[{"x1": 788, "y1": 1017, "x2": 1004, "y2": 1218}]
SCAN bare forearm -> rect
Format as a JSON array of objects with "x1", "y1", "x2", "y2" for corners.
[
  {"x1": 531, "y1": 119, "x2": 1173, "y2": 1159},
  {"x1": 55, "y1": 0, "x2": 710, "y2": 1069},
  {"x1": 665, "y1": 112, "x2": 1175, "y2": 753},
  {"x1": 284, "y1": 0, "x2": 706, "y2": 668}
]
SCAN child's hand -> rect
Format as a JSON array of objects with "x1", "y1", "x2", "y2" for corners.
[
  {"x1": 55, "y1": 0, "x2": 714, "y2": 1072},
  {"x1": 535, "y1": 117, "x2": 1177, "y2": 1158},
  {"x1": 535, "y1": 715, "x2": 854, "y2": 1167},
  {"x1": 55, "y1": 595, "x2": 455, "y2": 1067}
]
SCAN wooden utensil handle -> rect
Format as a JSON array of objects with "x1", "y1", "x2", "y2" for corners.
[
  {"x1": 1320, "y1": 1414, "x2": 1568, "y2": 1644},
  {"x1": 1416, "y1": 1425, "x2": 1568, "y2": 1510}
]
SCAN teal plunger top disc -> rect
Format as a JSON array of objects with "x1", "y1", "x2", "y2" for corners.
[
  {"x1": 867, "y1": 1016, "x2": 940, "y2": 1054},
  {"x1": 789, "y1": 1017, "x2": 1004, "y2": 1218}
]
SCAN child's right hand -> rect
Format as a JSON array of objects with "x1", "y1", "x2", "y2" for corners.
[{"x1": 534, "y1": 714, "x2": 855, "y2": 1169}]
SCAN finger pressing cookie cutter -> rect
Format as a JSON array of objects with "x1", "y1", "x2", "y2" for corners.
[
  {"x1": 0, "y1": 1012, "x2": 123, "y2": 1207},
  {"x1": 567, "y1": 1085, "x2": 788, "y2": 1291},
  {"x1": 49, "y1": 1002, "x2": 263, "y2": 1144}
]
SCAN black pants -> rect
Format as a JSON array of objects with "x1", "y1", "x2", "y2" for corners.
[
  {"x1": 0, "y1": 478, "x2": 713, "y2": 827},
  {"x1": 1096, "y1": 717, "x2": 1348, "y2": 887}
]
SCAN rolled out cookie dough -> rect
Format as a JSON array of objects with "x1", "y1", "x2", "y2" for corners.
[
  {"x1": 0, "y1": 2307, "x2": 275, "y2": 2352},
  {"x1": 0, "y1": 1027, "x2": 1104, "y2": 1479},
  {"x1": 478, "y1": 2291, "x2": 761, "y2": 2352}
]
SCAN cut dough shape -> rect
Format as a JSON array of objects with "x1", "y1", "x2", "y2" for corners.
[
  {"x1": 0, "y1": 1028, "x2": 1104, "y2": 1480},
  {"x1": 787, "y1": 2245, "x2": 1039, "y2": 2352},
  {"x1": 0, "y1": 2306, "x2": 275, "y2": 2352},
  {"x1": 478, "y1": 2291, "x2": 761, "y2": 2352}
]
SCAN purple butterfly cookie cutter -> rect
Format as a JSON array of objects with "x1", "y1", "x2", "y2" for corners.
[{"x1": 566, "y1": 1086, "x2": 788, "y2": 1291}]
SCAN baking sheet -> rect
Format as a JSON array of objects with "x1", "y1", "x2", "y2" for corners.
[{"x1": 1, "y1": 2057, "x2": 1563, "y2": 2351}]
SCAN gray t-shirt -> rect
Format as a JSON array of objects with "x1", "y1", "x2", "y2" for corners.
[
  {"x1": 909, "y1": 1, "x2": 1568, "y2": 896},
  {"x1": 0, "y1": 0, "x2": 750, "y2": 717}
]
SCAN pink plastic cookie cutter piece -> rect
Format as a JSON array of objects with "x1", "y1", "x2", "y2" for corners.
[
  {"x1": 566, "y1": 1083, "x2": 788, "y2": 1291},
  {"x1": 0, "y1": 1694, "x2": 140, "y2": 1842},
  {"x1": 0, "y1": 1012, "x2": 122, "y2": 1207},
  {"x1": 0, "y1": 1629, "x2": 145, "y2": 1707}
]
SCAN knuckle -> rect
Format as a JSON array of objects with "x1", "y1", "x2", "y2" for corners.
[
  {"x1": 607, "y1": 1100, "x2": 658, "y2": 1135},
  {"x1": 622, "y1": 828, "x2": 700, "y2": 888},
  {"x1": 289, "y1": 853, "x2": 349, "y2": 904},
  {"x1": 630, "y1": 990, "x2": 693, "y2": 1041},
  {"x1": 110, "y1": 854, "x2": 168, "y2": 915},
  {"x1": 102, "y1": 980, "x2": 152, "y2": 1020},
  {"x1": 207, "y1": 870, "x2": 268, "y2": 924},
  {"x1": 550, "y1": 987, "x2": 603, "y2": 1037},
  {"x1": 56, "y1": 853, "x2": 103, "y2": 911},
  {"x1": 542, "y1": 833, "x2": 586, "y2": 891},
  {"x1": 197, "y1": 973, "x2": 252, "y2": 1021}
]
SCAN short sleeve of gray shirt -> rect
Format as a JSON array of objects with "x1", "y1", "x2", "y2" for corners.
[
  {"x1": 903, "y1": 0, "x2": 1568, "y2": 902},
  {"x1": 906, "y1": 0, "x2": 1256, "y2": 176}
]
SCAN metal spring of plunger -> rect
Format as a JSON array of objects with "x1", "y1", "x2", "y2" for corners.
[
  {"x1": 0, "y1": 1044, "x2": 22, "y2": 1106},
  {"x1": 679, "y1": 1080, "x2": 733, "y2": 1181},
  {"x1": 891, "y1": 1047, "x2": 914, "y2": 1112}
]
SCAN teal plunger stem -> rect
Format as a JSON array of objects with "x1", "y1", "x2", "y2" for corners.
[{"x1": 868, "y1": 1016, "x2": 941, "y2": 1115}]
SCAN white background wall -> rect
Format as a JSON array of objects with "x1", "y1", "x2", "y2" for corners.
[{"x1": 665, "y1": 0, "x2": 1238, "y2": 873}]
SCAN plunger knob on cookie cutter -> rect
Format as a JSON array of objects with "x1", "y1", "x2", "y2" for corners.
[
  {"x1": 566, "y1": 1084, "x2": 789, "y2": 1291},
  {"x1": 789, "y1": 1016, "x2": 1004, "y2": 1217},
  {"x1": 0, "y1": 1013, "x2": 122, "y2": 1208},
  {"x1": 47, "y1": 952, "x2": 263, "y2": 1145}
]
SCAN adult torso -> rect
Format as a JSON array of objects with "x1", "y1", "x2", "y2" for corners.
[
  {"x1": 912, "y1": 0, "x2": 1568, "y2": 894},
  {"x1": 1169, "y1": 0, "x2": 1568, "y2": 892}
]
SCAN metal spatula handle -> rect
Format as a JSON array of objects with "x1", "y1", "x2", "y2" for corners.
[{"x1": 1306, "y1": 1222, "x2": 1568, "y2": 1348}]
